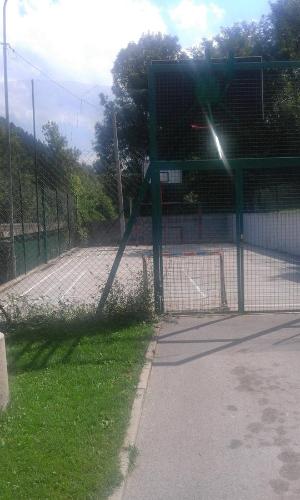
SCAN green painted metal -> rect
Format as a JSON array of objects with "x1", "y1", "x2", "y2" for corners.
[
  {"x1": 152, "y1": 157, "x2": 300, "y2": 171},
  {"x1": 0, "y1": 230, "x2": 70, "y2": 284},
  {"x1": 235, "y1": 167, "x2": 244, "y2": 313},
  {"x1": 147, "y1": 58, "x2": 300, "y2": 314},
  {"x1": 18, "y1": 171, "x2": 27, "y2": 275},
  {"x1": 148, "y1": 64, "x2": 164, "y2": 313},
  {"x1": 41, "y1": 185, "x2": 48, "y2": 263},
  {"x1": 67, "y1": 193, "x2": 71, "y2": 247},
  {"x1": 55, "y1": 189, "x2": 61, "y2": 255},
  {"x1": 148, "y1": 66, "x2": 158, "y2": 161},
  {"x1": 97, "y1": 169, "x2": 151, "y2": 315},
  {"x1": 150, "y1": 60, "x2": 300, "y2": 74},
  {"x1": 151, "y1": 165, "x2": 164, "y2": 314}
]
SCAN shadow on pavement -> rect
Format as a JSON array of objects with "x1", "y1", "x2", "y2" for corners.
[{"x1": 154, "y1": 316, "x2": 300, "y2": 367}]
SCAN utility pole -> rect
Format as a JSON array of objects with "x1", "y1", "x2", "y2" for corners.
[
  {"x1": 31, "y1": 80, "x2": 41, "y2": 256},
  {"x1": 112, "y1": 109, "x2": 125, "y2": 238},
  {"x1": 3, "y1": 0, "x2": 16, "y2": 278}
]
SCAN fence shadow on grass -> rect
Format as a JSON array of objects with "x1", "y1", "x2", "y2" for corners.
[{"x1": 3, "y1": 315, "x2": 150, "y2": 375}]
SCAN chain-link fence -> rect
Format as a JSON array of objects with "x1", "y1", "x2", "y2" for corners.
[
  {"x1": 0, "y1": 44, "x2": 154, "y2": 323},
  {"x1": 3, "y1": 55, "x2": 300, "y2": 323}
]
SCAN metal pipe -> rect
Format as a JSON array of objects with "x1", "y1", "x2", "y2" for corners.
[
  {"x1": 31, "y1": 80, "x2": 41, "y2": 256},
  {"x1": 41, "y1": 183, "x2": 48, "y2": 263},
  {"x1": 3, "y1": 0, "x2": 16, "y2": 278},
  {"x1": 18, "y1": 170, "x2": 27, "y2": 274},
  {"x1": 66, "y1": 193, "x2": 71, "y2": 247},
  {"x1": 112, "y1": 109, "x2": 125, "y2": 239},
  {"x1": 55, "y1": 189, "x2": 60, "y2": 255}
]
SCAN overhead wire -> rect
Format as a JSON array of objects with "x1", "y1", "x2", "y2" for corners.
[{"x1": 1, "y1": 42, "x2": 101, "y2": 110}]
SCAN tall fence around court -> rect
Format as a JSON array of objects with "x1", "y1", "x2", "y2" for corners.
[
  {"x1": 3, "y1": 55, "x2": 300, "y2": 321},
  {"x1": 141, "y1": 58, "x2": 300, "y2": 315},
  {"x1": 0, "y1": 41, "x2": 152, "y2": 319},
  {"x1": 0, "y1": 167, "x2": 76, "y2": 284}
]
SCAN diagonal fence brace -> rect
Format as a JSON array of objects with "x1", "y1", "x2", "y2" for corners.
[{"x1": 96, "y1": 167, "x2": 151, "y2": 315}]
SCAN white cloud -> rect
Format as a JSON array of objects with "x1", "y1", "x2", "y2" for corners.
[
  {"x1": 169, "y1": 0, "x2": 225, "y2": 38},
  {"x1": 209, "y1": 3, "x2": 225, "y2": 21},
  {"x1": 170, "y1": 0, "x2": 208, "y2": 31},
  {"x1": 2, "y1": 0, "x2": 167, "y2": 85}
]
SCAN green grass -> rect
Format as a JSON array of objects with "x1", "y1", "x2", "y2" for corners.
[{"x1": 0, "y1": 318, "x2": 153, "y2": 499}]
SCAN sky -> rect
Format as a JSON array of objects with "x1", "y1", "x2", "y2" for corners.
[{"x1": 0, "y1": 0, "x2": 272, "y2": 160}]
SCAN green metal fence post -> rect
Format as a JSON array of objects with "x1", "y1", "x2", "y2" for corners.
[
  {"x1": 41, "y1": 182, "x2": 48, "y2": 263},
  {"x1": 31, "y1": 80, "x2": 41, "y2": 257},
  {"x1": 74, "y1": 194, "x2": 79, "y2": 244},
  {"x1": 18, "y1": 170, "x2": 27, "y2": 274},
  {"x1": 55, "y1": 189, "x2": 60, "y2": 255},
  {"x1": 67, "y1": 193, "x2": 71, "y2": 248},
  {"x1": 235, "y1": 166, "x2": 244, "y2": 313},
  {"x1": 148, "y1": 65, "x2": 164, "y2": 314},
  {"x1": 151, "y1": 164, "x2": 164, "y2": 314}
]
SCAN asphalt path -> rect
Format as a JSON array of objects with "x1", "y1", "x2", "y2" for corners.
[{"x1": 123, "y1": 313, "x2": 300, "y2": 500}]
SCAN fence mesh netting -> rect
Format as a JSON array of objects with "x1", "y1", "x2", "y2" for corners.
[{"x1": 0, "y1": 47, "x2": 153, "y2": 321}]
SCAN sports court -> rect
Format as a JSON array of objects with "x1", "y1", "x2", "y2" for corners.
[
  {"x1": 162, "y1": 243, "x2": 300, "y2": 312},
  {"x1": 1, "y1": 59, "x2": 300, "y2": 318},
  {"x1": 1, "y1": 241, "x2": 300, "y2": 315},
  {"x1": 0, "y1": 246, "x2": 147, "y2": 310}
]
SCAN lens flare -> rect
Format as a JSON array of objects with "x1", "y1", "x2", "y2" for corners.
[{"x1": 204, "y1": 112, "x2": 232, "y2": 175}]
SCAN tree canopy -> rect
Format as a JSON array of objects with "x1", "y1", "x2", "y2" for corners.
[
  {"x1": 94, "y1": 0, "x2": 300, "y2": 195},
  {"x1": 94, "y1": 33, "x2": 183, "y2": 202},
  {"x1": 0, "y1": 118, "x2": 116, "y2": 238}
]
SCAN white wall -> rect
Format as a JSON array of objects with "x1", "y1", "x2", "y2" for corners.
[{"x1": 231, "y1": 210, "x2": 300, "y2": 256}]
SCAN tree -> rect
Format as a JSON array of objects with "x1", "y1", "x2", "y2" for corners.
[
  {"x1": 41, "y1": 121, "x2": 80, "y2": 187},
  {"x1": 70, "y1": 166, "x2": 116, "y2": 239},
  {"x1": 0, "y1": 118, "x2": 116, "y2": 241},
  {"x1": 270, "y1": 0, "x2": 300, "y2": 59},
  {"x1": 94, "y1": 33, "x2": 183, "y2": 202},
  {"x1": 193, "y1": 0, "x2": 300, "y2": 62}
]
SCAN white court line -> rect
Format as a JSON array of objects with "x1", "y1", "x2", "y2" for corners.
[
  {"x1": 20, "y1": 259, "x2": 74, "y2": 297},
  {"x1": 19, "y1": 249, "x2": 89, "y2": 297},
  {"x1": 42, "y1": 255, "x2": 90, "y2": 295},
  {"x1": 60, "y1": 271, "x2": 86, "y2": 299},
  {"x1": 246, "y1": 304, "x2": 300, "y2": 309},
  {"x1": 183, "y1": 270, "x2": 208, "y2": 298}
]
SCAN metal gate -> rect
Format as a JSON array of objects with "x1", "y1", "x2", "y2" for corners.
[
  {"x1": 148, "y1": 58, "x2": 300, "y2": 314},
  {"x1": 159, "y1": 168, "x2": 238, "y2": 313}
]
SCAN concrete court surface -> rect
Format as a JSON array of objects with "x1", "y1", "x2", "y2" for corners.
[{"x1": 123, "y1": 314, "x2": 300, "y2": 500}]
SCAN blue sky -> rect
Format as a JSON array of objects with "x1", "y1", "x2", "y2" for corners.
[
  {"x1": 0, "y1": 0, "x2": 273, "y2": 159},
  {"x1": 153, "y1": 0, "x2": 271, "y2": 46}
]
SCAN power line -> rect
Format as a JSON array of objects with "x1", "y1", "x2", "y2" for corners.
[{"x1": 1, "y1": 42, "x2": 101, "y2": 110}]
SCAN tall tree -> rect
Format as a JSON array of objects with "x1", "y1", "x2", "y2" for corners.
[
  {"x1": 94, "y1": 33, "x2": 183, "y2": 202},
  {"x1": 270, "y1": 0, "x2": 300, "y2": 59}
]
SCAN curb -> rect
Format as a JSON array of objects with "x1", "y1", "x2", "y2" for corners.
[{"x1": 109, "y1": 324, "x2": 160, "y2": 500}]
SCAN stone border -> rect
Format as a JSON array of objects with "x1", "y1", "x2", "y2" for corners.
[
  {"x1": 109, "y1": 324, "x2": 160, "y2": 500},
  {"x1": 0, "y1": 332, "x2": 9, "y2": 410}
]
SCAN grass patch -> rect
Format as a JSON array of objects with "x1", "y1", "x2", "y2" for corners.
[{"x1": 0, "y1": 318, "x2": 153, "y2": 499}]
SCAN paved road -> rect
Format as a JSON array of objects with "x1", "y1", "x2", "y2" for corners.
[{"x1": 123, "y1": 314, "x2": 300, "y2": 500}]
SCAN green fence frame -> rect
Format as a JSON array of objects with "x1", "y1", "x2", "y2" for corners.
[{"x1": 148, "y1": 59, "x2": 300, "y2": 314}]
